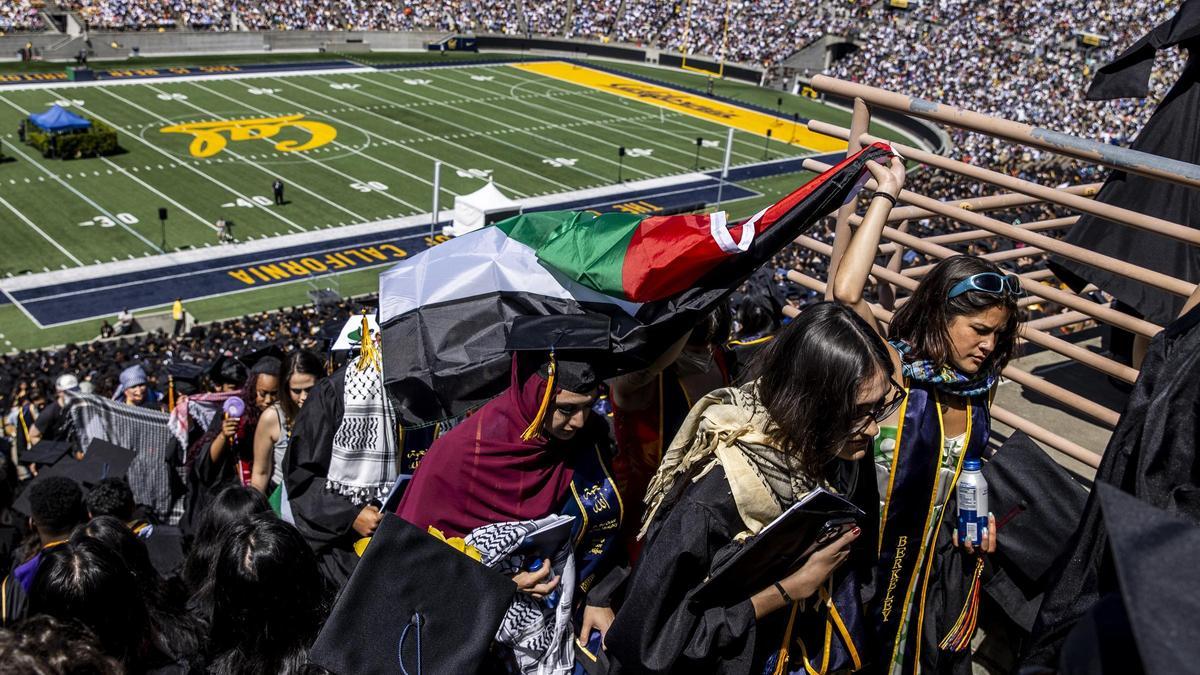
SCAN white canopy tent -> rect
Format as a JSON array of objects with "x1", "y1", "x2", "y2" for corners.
[{"x1": 444, "y1": 181, "x2": 522, "y2": 237}]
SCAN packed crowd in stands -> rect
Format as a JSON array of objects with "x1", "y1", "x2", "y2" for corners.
[{"x1": 0, "y1": 1, "x2": 45, "y2": 32}]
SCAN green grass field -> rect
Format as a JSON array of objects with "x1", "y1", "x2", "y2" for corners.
[{"x1": 0, "y1": 55, "x2": 916, "y2": 351}]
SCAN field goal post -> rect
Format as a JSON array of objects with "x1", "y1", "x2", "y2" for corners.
[{"x1": 679, "y1": 0, "x2": 730, "y2": 79}]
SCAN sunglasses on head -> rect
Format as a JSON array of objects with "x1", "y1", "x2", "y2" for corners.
[{"x1": 948, "y1": 272, "x2": 1024, "y2": 300}]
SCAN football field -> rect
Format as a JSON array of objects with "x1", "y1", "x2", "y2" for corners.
[{"x1": 0, "y1": 58, "x2": 916, "y2": 349}]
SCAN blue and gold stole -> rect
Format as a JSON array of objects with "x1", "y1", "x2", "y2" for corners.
[
  {"x1": 873, "y1": 380, "x2": 989, "y2": 674},
  {"x1": 563, "y1": 442, "x2": 624, "y2": 595}
]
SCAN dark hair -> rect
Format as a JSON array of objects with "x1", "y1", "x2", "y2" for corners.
[
  {"x1": 182, "y1": 484, "x2": 272, "y2": 593},
  {"x1": 30, "y1": 539, "x2": 148, "y2": 665},
  {"x1": 736, "y1": 298, "x2": 779, "y2": 339},
  {"x1": 71, "y1": 516, "x2": 202, "y2": 668},
  {"x1": 28, "y1": 477, "x2": 85, "y2": 538},
  {"x1": 278, "y1": 350, "x2": 326, "y2": 425},
  {"x1": 202, "y1": 517, "x2": 328, "y2": 675},
  {"x1": 688, "y1": 303, "x2": 733, "y2": 348},
  {"x1": 73, "y1": 516, "x2": 158, "y2": 590},
  {"x1": 0, "y1": 615, "x2": 121, "y2": 675},
  {"x1": 889, "y1": 255, "x2": 1021, "y2": 374},
  {"x1": 748, "y1": 302, "x2": 893, "y2": 479},
  {"x1": 83, "y1": 478, "x2": 134, "y2": 521}
]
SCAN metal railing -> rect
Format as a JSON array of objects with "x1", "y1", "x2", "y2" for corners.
[{"x1": 787, "y1": 78, "x2": 1200, "y2": 470}]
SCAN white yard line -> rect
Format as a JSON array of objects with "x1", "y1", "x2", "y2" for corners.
[
  {"x1": 82, "y1": 87, "x2": 310, "y2": 233},
  {"x1": 100, "y1": 156, "x2": 217, "y2": 230},
  {"x1": 492, "y1": 67, "x2": 767, "y2": 161},
  {"x1": 367, "y1": 69, "x2": 652, "y2": 180},
  {"x1": 187, "y1": 80, "x2": 425, "y2": 213},
  {"x1": 0, "y1": 96, "x2": 165, "y2": 252},
  {"x1": 423, "y1": 69, "x2": 696, "y2": 175},
  {"x1": 0, "y1": 192, "x2": 84, "y2": 265},
  {"x1": 276, "y1": 75, "x2": 562, "y2": 196},
  {"x1": 348, "y1": 72, "x2": 622, "y2": 184}
]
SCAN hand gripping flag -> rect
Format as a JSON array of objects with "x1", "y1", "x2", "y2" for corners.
[{"x1": 379, "y1": 142, "x2": 894, "y2": 420}]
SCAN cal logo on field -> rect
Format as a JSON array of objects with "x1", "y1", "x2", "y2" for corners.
[
  {"x1": 160, "y1": 114, "x2": 336, "y2": 158},
  {"x1": 511, "y1": 61, "x2": 844, "y2": 152}
]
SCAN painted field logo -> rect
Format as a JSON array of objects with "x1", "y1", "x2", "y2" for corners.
[{"x1": 159, "y1": 114, "x2": 336, "y2": 158}]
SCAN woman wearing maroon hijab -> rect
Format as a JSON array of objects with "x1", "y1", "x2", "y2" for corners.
[{"x1": 397, "y1": 349, "x2": 626, "y2": 651}]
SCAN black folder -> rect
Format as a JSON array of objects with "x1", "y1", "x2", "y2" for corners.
[{"x1": 691, "y1": 488, "x2": 864, "y2": 607}]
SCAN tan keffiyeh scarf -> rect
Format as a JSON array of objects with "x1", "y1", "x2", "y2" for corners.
[{"x1": 638, "y1": 383, "x2": 822, "y2": 540}]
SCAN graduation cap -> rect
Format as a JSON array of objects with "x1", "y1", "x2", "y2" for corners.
[
  {"x1": 981, "y1": 432, "x2": 1089, "y2": 630},
  {"x1": 18, "y1": 440, "x2": 74, "y2": 467},
  {"x1": 13, "y1": 440, "x2": 135, "y2": 516},
  {"x1": 331, "y1": 313, "x2": 380, "y2": 353},
  {"x1": 1058, "y1": 484, "x2": 1200, "y2": 675},
  {"x1": 237, "y1": 345, "x2": 285, "y2": 376},
  {"x1": 166, "y1": 362, "x2": 206, "y2": 406},
  {"x1": 506, "y1": 314, "x2": 611, "y2": 441},
  {"x1": 207, "y1": 354, "x2": 248, "y2": 388},
  {"x1": 308, "y1": 514, "x2": 515, "y2": 675}
]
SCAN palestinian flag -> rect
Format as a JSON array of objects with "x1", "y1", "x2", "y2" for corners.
[{"x1": 380, "y1": 142, "x2": 893, "y2": 420}]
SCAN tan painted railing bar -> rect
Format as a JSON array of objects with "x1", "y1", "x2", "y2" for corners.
[
  {"x1": 991, "y1": 406, "x2": 1101, "y2": 469},
  {"x1": 878, "y1": 216, "x2": 1078, "y2": 255},
  {"x1": 830, "y1": 186, "x2": 1165, "y2": 339},
  {"x1": 780, "y1": 273, "x2": 1120, "y2": 433},
  {"x1": 884, "y1": 185, "x2": 1100, "y2": 224},
  {"x1": 812, "y1": 119, "x2": 1200, "y2": 247},
  {"x1": 1024, "y1": 311, "x2": 1091, "y2": 331},
  {"x1": 804, "y1": 157, "x2": 1196, "y2": 303},
  {"x1": 809, "y1": 74, "x2": 1200, "y2": 192},
  {"x1": 788, "y1": 241, "x2": 1140, "y2": 384}
]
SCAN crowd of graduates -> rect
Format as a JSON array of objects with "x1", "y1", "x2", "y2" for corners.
[{"x1": 0, "y1": 145, "x2": 1191, "y2": 675}]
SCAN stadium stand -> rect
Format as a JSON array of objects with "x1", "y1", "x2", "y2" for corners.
[{"x1": 0, "y1": 1, "x2": 45, "y2": 33}]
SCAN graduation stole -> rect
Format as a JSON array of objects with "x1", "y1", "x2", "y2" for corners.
[
  {"x1": 873, "y1": 381, "x2": 989, "y2": 673},
  {"x1": 562, "y1": 442, "x2": 623, "y2": 595}
]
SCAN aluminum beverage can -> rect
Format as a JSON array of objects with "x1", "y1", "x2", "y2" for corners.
[{"x1": 956, "y1": 458, "x2": 988, "y2": 546}]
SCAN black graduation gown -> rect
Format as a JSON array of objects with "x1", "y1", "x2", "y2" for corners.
[
  {"x1": 1022, "y1": 302, "x2": 1200, "y2": 666},
  {"x1": 1050, "y1": 0, "x2": 1200, "y2": 325},
  {"x1": 285, "y1": 369, "x2": 362, "y2": 587},
  {"x1": 605, "y1": 466, "x2": 783, "y2": 675},
  {"x1": 181, "y1": 421, "x2": 254, "y2": 536}
]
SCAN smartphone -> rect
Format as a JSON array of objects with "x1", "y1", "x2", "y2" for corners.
[{"x1": 815, "y1": 517, "x2": 857, "y2": 547}]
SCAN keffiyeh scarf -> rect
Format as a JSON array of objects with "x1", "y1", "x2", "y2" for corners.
[
  {"x1": 466, "y1": 516, "x2": 577, "y2": 675},
  {"x1": 65, "y1": 392, "x2": 183, "y2": 524},
  {"x1": 889, "y1": 339, "x2": 997, "y2": 398},
  {"x1": 639, "y1": 383, "x2": 821, "y2": 540},
  {"x1": 327, "y1": 354, "x2": 398, "y2": 506}
]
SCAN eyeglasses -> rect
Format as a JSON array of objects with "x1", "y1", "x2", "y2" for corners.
[
  {"x1": 850, "y1": 377, "x2": 907, "y2": 435},
  {"x1": 947, "y1": 272, "x2": 1024, "y2": 300}
]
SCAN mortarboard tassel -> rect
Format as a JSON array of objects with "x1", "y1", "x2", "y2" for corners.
[
  {"x1": 521, "y1": 351, "x2": 556, "y2": 442},
  {"x1": 938, "y1": 556, "x2": 986, "y2": 652},
  {"x1": 168, "y1": 375, "x2": 175, "y2": 412},
  {"x1": 357, "y1": 312, "x2": 381, "y2": 372}
]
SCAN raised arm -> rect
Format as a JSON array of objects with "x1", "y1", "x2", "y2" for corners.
[{"x1": 831, "y1": 156, "x2": 907, "y2": 336}]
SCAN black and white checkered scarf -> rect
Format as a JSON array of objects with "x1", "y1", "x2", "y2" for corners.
[
  {"x1": 66, "y1": 392, "x2": 183, "y2": 524},
  {"x1": 327, "y1": 354, "x2": 398, "y2": 506}
]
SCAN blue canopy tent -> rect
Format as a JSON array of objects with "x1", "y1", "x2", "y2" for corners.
[{"x1": 28, "y1": 105, "x2": 91, "y2": 133}]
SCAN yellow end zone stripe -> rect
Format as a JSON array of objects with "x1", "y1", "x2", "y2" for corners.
[{"x1": 510, "y1": 61, "x2": 846, "y2": 153}]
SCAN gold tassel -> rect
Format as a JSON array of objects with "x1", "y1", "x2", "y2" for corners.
[
  {"x1": 938, "y1": 556, "x2": 986, "y2": 652},
  {"x1": 772, "y1": 600, "x2": 801, "y2": 675},
  {"x1": 521, "y1": 351, "x2": 556, "y2": 442},
  {"x1": 168, "y1": 375, "x2": 175, "y2": 411},
  {"x1": 356, "y1": 312, "x2": 380, "y2": 371}
]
